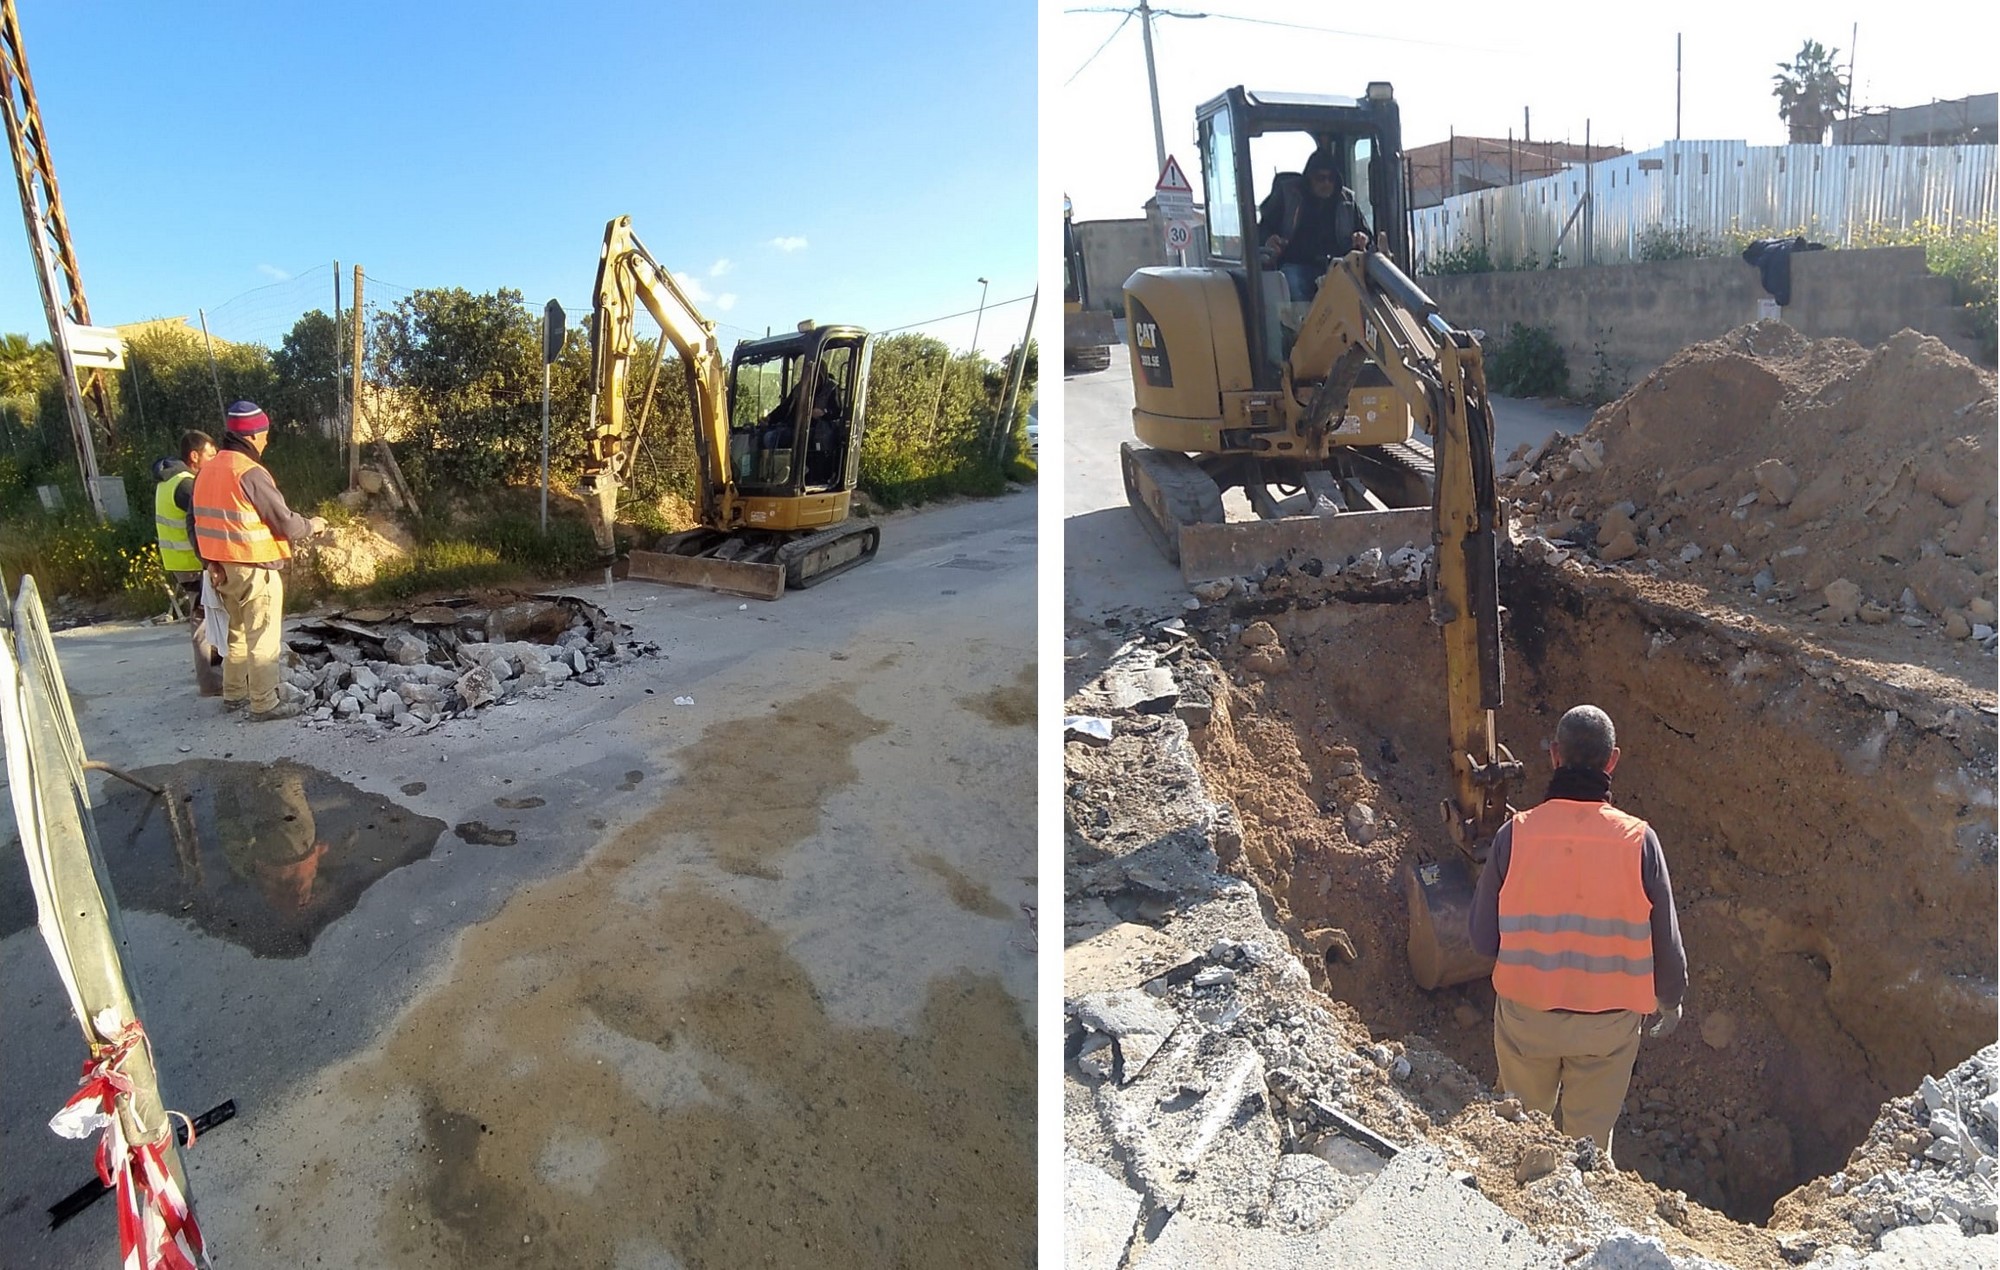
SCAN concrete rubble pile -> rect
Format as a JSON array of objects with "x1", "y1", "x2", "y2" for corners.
[
  {"x1": 277, "y1": 592, "x2": 659, "y2": 735},
  {"x1": 1498, "y1": 324, "x2": 1998, "y2": 653},
  {"x1": 1068, "y1": 636, "x2": 1575, "y2": 1269},
  {"x1": 1066, "y1": 633, "x2": 1999, "y2": 1270},
  {"x1": 1185, "y1": 543, "x2": 1432, "y2": 609},
  {"x1": 1775, "y1": 1044, "x2": 1999, "y2": 1253}
]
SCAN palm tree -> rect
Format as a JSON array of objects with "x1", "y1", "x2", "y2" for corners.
[{"x1": 1773, "y1": 40, "x2": 1849, "y2": 143}]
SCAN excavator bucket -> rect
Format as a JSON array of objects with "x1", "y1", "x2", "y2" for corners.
[
  {"x1": 1177, "y1": 507, "x2": 1430, "y2": 584},
  {"x1": 1402, "y1": 855, "x2": 1494, "y2": 990}
]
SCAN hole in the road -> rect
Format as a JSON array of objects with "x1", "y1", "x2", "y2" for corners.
[
  {"x1": 1194, "y1": 564, "x2": 1995, "y2": 1224},
  {"x1": 0, "y1": 760, "x2": 446, "y2": 958}
]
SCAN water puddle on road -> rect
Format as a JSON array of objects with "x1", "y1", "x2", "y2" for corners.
[{"x1": 66, "y1": 760, "x2": 443, "y2": 957}]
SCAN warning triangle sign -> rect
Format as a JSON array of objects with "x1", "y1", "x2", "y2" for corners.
[{"x1": 1155, "y1": 157, "x2": 1193, "y2": 195}]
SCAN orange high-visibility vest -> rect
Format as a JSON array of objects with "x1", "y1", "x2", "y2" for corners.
[
  {"x1": 1492, "y1": 799, "x2": 1657, "y2": 1014},
  {"x1": 191, "y1": 450, "x2": 291, "y2": 565}
]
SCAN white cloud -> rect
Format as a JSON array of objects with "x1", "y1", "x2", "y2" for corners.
[
  {"x1": 671, "y1": 271, "x2": 713, "y2": 303},
  {"x1": 257, "y1": 264, "x2": 290, "y2": 281},
  {"x1": 708, "y1": 258, "x2": 734, "y2": 277},
  {"x1": 768, "y1": 236, "x2": 809, "y2": 253},
  {"x1": 715, "y1": 293, "x2": 738, "y2": 312}
]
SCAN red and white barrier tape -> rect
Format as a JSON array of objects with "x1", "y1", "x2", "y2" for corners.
[{"x1": 49, "y1": 1018, "x2": 209, "y2": 1270}]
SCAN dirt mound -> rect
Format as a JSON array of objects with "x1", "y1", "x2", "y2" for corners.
[{"x1": 1509, "y1": 324, "x2": 1997, "y2": 639}]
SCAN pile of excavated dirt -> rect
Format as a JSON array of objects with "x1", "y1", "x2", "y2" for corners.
[{"x1": 1507, "y1": 324, "x2": 1997, "y2": 655}]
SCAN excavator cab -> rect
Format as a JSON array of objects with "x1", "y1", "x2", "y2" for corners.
[
  {"x1": 726, "y1": 326, "x2": 870, "y2": 496},
  {"x1": 1190, "y1": 85, "x2": 1411, "y2": 387},
  {"x1": 1121, "y1": 84, "x2": 1428, "y2": 573}
]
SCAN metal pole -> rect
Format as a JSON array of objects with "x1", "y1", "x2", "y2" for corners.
[
  {"x1": 348, "y1": 266, "x2": 365, "y2": 489},
  {"x1": 925, "y1": 342, "x2": 952, "y2": 444},
  {"x1": 1846, "y1": 23, "x2": 1858, "y2": 123},
  {"x1": 540, "y1": 348, "x2": 552, "y2": 534},
  {"x1": 970, "y1": 277, "x2": 990, "y2": 361},
  {"x1": 196, "y1": 308, "x2": 225, "y2": 417},
  {"x1": 333, "y1": 259, "x2": 345, "y2": 460},
  {"x1": 1138, "y1": 0, "x2": 1167, "y2": 175},
  {"x1": 8, "y1": 150, "x2": 102, "y2": 513},
  {"x1": 126, "y1": 349, "x2": 145, "y2": 433},
  {"x1": 1523, "y1": 106, "x2": 1530, "y2": 143},
  {"x1": 1676, "y1": 34, "x2": 1682, "y2": 141},
  {"x1": 992, "y1": 287, "x2": 1038, "y2": 463},
  {"x1": 1583, "y1": 119, "x2": 1592, "y2": 268}
]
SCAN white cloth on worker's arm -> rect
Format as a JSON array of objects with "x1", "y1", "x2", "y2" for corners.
[{"x1": 200, "y1": 574, "x2": 228, "y2": 659}]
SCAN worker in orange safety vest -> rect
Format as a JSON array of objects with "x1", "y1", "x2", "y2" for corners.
[
  {"x1": 190, "y1": 401, "x2": 325, "y2": 721},
  {"x1": 1469, "y1": 704, "x2": 1687, "y2": 1159}
]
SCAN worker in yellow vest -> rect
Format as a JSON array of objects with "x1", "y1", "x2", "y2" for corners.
[
  {"x1": 191, "y1": 402, "x2": 325, "y2": 721},
  {"x1": 1469, "y1": 704, "x2": 1687, "y2": 1160},
  {"x1": 154, "y1": 430, "x2": 222, "y2": 694}
]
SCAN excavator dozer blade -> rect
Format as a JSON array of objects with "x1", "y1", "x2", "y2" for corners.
[
  {"x1": 625, "y1": 550, "x2": 786, "y2": 601},
  {"x1": 1177, "y1": 506, "x2": 1431, "y2": 584},
  {"x1": 1402, "y1": 855, "x2": 1495, "y2": 990}
]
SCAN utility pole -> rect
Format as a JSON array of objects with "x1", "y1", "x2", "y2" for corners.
[
  {"x1": 1138, "y1": 0, "x2": 1166, "y2": 175},
  {"x1": 349, "y1": 266, "x2": 365, "y2": 488},
  {"x1": 1846, "y1": 23, "x2": 1858, "y2": 124},
  {"x1": 992, "y1": 287, "x2": 1038, "y2": 463},
  {"x1": 334, "y1": 260, "x2": 345, "y2": 462},
  {"x1": 2, "y1": 0, "x2": 111, "y2": 515}
]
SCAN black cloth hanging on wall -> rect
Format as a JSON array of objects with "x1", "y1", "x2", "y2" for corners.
[{"x1": 1740, "y1": 236, "x2": 1827, "y2": 307}]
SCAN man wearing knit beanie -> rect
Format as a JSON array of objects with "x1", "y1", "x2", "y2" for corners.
[{"x1": 190, "y1": 401, "x2": 327, "y2": 721}]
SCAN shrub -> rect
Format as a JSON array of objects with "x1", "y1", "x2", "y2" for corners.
[
  {"x1": 1637, "y1": 223, "x2": 1725, "y2": 262},
  {"x1": 1483, "y1": 323, "x2": 1570, "y2": 399},
  {"x1": 1422, "y1": 243, "x2": 1549, "y2": 276}
]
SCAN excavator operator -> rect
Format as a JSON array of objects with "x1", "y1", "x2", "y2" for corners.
[{"x1": 1257, "y1": 147, "x2": 1373, "y2": 302}]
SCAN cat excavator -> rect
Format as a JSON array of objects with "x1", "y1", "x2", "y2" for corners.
[
  {"x1": 1120, "y1": 85, "x2": 1524, "y2": 988},
  {"x1": 583, "y1": 215, "x2": 879, "y2": 600}
]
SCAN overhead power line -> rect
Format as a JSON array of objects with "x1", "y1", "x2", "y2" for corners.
[
  {"x1": 874, "y1": 291, "x2": 1033, "y2": 336},
  {"x1": 1063, "y1": 3, "x2": 1509, "y2": 53}
]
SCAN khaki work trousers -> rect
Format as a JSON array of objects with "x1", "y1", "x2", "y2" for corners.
[
  {"x1": 212, "y1": 563, "x2": 285, "y2": 713},
  {"x1": 1493, "y1": 996, "x2": 1642, "y2": 1157}
]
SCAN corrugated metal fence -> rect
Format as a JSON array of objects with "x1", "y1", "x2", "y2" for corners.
[{"x1": 1412, "y1": 141, "x2": 1998, "y2": 271}]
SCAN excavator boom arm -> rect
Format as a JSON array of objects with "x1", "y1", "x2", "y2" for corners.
[
  {"x1": 585, "y1": 215, "x2": 731, "y2": 550},
  {"x1": 1290, "y1": 251, "x2": 1521, "y2": 855}
]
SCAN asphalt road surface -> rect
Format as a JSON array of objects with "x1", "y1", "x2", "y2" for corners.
[{"x1": 0, "y1": 490, "x2": 1037, "y2": 1269}]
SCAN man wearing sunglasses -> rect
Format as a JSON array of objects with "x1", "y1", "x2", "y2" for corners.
[{"x1": 1257, "y1": 146, "x2": 1374, "y2": 303}]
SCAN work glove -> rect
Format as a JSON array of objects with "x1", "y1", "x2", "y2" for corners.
[
  {"x1": 306, "y1": 516, "x2": 329, "y2": 539},
  {"x1": 1647, "y1": 1002, "x2": 1683, "y2": 1039}
]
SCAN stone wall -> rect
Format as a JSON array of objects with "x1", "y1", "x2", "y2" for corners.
[{"x1": 1421, "y1": 247, "x2": 1988, "y2": 394}]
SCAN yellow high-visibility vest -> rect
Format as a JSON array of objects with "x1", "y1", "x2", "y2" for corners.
[{"x1": 155, "y1": 471, "x2": 201, "y2": 572}]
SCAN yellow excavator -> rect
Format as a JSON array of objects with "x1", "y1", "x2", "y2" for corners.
[
  {"x1": 584, "y1": 215, "x2": 879, "y2": 599},
  {"x1": 1120, "y1": 85, "x2": 1523, "y2": 988},
  {"x1": 1064, "y1": 196, "x2": 1114, "y2": 372}
]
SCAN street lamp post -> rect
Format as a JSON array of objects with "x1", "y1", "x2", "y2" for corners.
[{"x1": 970, "y1": 277, "x2": 991, "y2": 361}]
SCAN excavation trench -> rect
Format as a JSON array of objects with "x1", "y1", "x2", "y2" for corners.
[{"x1": 1192, "y1": 562, "x2": 1997, "y2": 1225}]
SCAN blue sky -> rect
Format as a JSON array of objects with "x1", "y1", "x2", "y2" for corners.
[{"x1": 3, "y1": 0, "x2": 1036, "y2": 361}]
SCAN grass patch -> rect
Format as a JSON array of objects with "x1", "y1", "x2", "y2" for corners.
[
  {"x1": 0, "y1": 510, "x2": 176, "y2": 616},
  {"x1": 354, "y1": 513, "x2": 602, "y2": 604}
]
